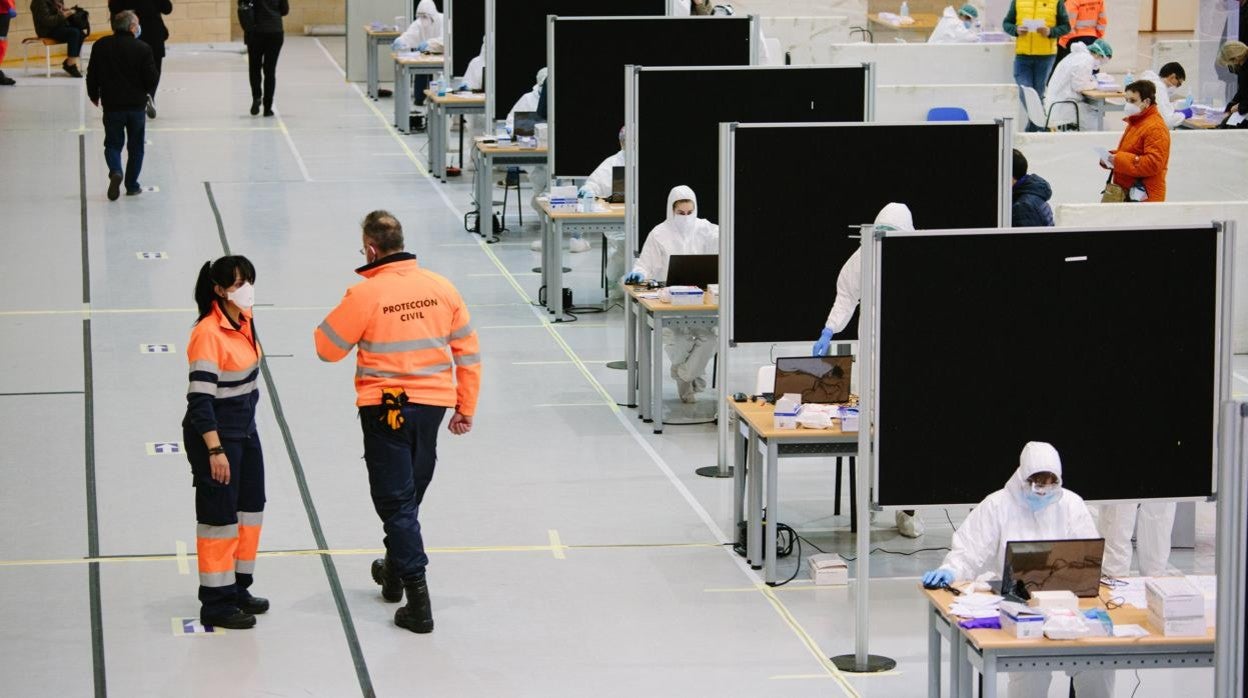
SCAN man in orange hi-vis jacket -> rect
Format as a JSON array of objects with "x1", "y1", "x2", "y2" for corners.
[{"x1": 315, "y1": 210, "x2": 480, "y2": 634}]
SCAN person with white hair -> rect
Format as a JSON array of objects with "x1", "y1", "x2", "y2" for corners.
[{"x1": 922, "y1": 442, "x2": 1114, "y2": 698}]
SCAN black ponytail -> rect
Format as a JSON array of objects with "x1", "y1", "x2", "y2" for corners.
[{"x1": 193, "y1": 256, "x2": 257, "y2": 324}]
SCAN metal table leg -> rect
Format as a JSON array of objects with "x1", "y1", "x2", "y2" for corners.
[
  {"x1": 951, "y1": 623, "x2": 965, "y2": 698},
  {"x1": 981, "y1": 648, "x2": 997, "y2": 698},
  {"x1": 549, "y1": 220, "x2": 565, "y2": 317},
  {"x1": 394, "y1": 63, "x2": 409, "y2": 132},
  {"x1": 764, "y1": 438, "x2": 779, "y2": 583},
  {"x1": 427, "y1": 98, "x2": 440, "y2": 175},
  {"x1": 476, "y1": 151, "x2": 492, "y2": 237},
  {"x1": 639, "y1": 308, "x2": 652, "y2": 422},
  {"x1": 747, "y1": 430, "x2": 762, "y2": 568},
  {"x1": 929, "y1": 606, "x2": 942, "y2": 698},
  {"x1": 732, "y1": 414, "x2": 745, "y2": 530},
  {"x1": 651, "y1": 314, "x2": 664, "y2": 433},
  {"x1": 624, "y1": 293, "x2": 637, "y2": 408},
  {"x1": 367, "y1": 37, "x2": 379, "y2": 99}
]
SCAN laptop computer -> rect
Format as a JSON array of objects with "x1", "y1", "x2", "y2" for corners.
[
  {"x1": 513, "y1": 111, "x2": 538, "y2": 138},
  {"x1": 665, "y1": 254, "x2": 717, "y2": 288},
  {"x1": 606, "y1": 165, "x2": 625, "y2": 204},
  {"x1": 772, "y1": 356, "x2": 853, "y2": 404},
  {"x1": 995, "y1": 538, "x2": 1106, "y2": 600}
]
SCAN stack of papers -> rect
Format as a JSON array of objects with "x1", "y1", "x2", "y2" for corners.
[{"x1": 950, "y1": 593, "x2": 1003, "y2": 619}]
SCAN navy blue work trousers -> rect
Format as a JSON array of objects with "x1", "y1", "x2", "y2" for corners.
[{"x1": 359, "y1": 403, "x2": 447, "y2": 582}]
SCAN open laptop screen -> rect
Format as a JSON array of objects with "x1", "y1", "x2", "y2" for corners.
[
  {"x1": 1003, "y1": 538, "x2": 1105, "y2": 598},
  {"x1": 773, "y1": 356, "x2": 853, "y2": 404}
]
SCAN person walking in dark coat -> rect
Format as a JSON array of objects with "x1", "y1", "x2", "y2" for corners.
[
  {"x1": 242, "y1": 0, "x2": 288, "y2": 116},
  {"x1": 30, "y1": 0, "x2": 85, "y2": 76},
  {"x1": 1011, "y1": 149, "x2": 1055, "y2": 227},
  {"x1": 108, "y1": 0, "x2": 172, "y2": 99},
  {"x1": 86, "y1": 10, "x2": 158, "y2": 200}
]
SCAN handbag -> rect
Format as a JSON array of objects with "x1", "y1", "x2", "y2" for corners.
[
  {"x1": 237, "y1": 0, "x2": 255, "y2": 34},
  {"x1": 66, "y1": 6, "x2": 89, "y2": 35},
  {"x1": 1100, "y1": 171, "x2": 1127, "y2": 203}
]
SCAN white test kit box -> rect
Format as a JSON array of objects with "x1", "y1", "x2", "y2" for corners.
[
  {"x1": 1027, "y1": 590, "x2": 1079, "y2": 611},
  {"x1": 664, "y1": 285, "x2": 705, "y2": 306},
  {"x1": 999, "y1": 602, "x2": 1045, "y2": 639},
  {"x1": 1145, "y1": 578, "x2": 1205, "y2": 618},
  {"x1": 1146, "y1": 609, "x2": 1206, "y2": 637},
  {"x1": 807, "y1": 554, "x2": 848, "y2": 586}
]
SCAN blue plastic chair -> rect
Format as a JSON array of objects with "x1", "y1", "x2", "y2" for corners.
[{"x1": 926, "y1": 107, "x2": 970, "y2": 121}]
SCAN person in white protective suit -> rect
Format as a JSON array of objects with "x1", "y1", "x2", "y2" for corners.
[
  {"x1": 928, "y1": 4, "x2": 980, "y2": 44},
  {"x1": 1044, "y1": 39, "x2": 1112, "y2": 130},
  {"x1": 506, "y1": 67, "x2": 547, "y2": 130},
  {"x1": 1096, "y1": 500, "x2": 1175, "y2": 578},
  {"x1": 1139, "y1": 62, "x2": 1189, "y2": 129},
  {"x1": 578, "y1": 127, "x2": 625, "y2": 199},
  {"x1": 624, "y1": 185, "x2": 719, "y2": 402},
  {"x1": 809, "y1": 203, "x2": 925, "y2": 537},
  {"x1": 395, "y1": 0, "x2": 444, "y2": 53},
  {"x1": 461, "y1": 39, "x2": 485, "y2": 91},
  {"x1": 922, "y1": 442, "x2": 1115, "y2": 698},
  {"x1": 505, "y1": 67, "x2": 559, "y2": 245}
]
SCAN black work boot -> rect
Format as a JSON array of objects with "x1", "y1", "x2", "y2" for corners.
[
  {"x1": 201, "y1": 608, "x2": 256, "y2": 630},
  {"x1": 371, "y1": 558, "x2": 403, "y2": 602},
  {"x1": 393, "y1": 578, "x2": 433, "y2": 633}
]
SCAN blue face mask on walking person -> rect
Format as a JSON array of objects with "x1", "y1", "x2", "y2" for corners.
[{"x1": 134, "y1": 23, "x2": 142, "y2": 39}]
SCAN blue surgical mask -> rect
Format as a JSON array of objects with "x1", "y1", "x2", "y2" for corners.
[
  {"x1": 134, "y1": 24, "x2": 142, "y2": 39},
  {"x1": 1022, "y1": 486, "x2": 1059, "y2": 512}
]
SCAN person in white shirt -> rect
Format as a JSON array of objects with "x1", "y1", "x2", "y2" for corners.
[
  {"x1": 928, "y1": 4, "x2": 980, "y2": 43},
  {"x1": 624, "y1": 185, "x2": 719, "y2": 402}
]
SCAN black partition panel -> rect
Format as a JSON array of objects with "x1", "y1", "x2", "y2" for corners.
[
  {"x1": 446, "y1": 0, "x2": 483, "y2": 78},
  {"x1": 552, "y1": 17, "x2": 752, "y2": 177},
  {"x1": 730, "y1": 123, "x2": 1001, "y2": 344},
  {"x1": 492, "y1": 0, "x2": 666, "y2": 121},
  {"x1": 637, "y1": 66, "x2": 866, "y2": 253},
  {"x1": 875, "y1": 226, "x2": 1219, "y2": 506}
]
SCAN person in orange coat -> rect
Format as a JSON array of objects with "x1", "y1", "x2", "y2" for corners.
[
  {"x1": 1101, "y1": 80, "x2": 1170, "y2": 202},
  {"x1": 315, "y1": 210, "x2": 480, "y2": 634}
]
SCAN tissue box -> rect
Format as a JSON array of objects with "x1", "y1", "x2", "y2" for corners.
[
  {"x1": 808, "y1": 553, "x2": 848, "y2": 586},
  {"x1": 837, "y1": 406, "x2": 859, "y2": 432},
  {"x1": 1000, "y1": 605, "x2": 1045, "y2": 639},
  {"x1": 1028, "y1": 590, "x2": 1078, "y2": 611},
  {"x1": 666, "y1": 285, "x2": 704, "y2": 306},
  {"x1": 548, "y1": 185, "x2": 578, "y2": 212},
  {"x1": 1146, "y1": 609, "x2": 1205, "y2": 637},
  {"x1": 1146, "y1": 578, "x2": 1204, "y2": 619},
  {"x1": 774, "y1": 394, "x2": 802, "y2": 430}
]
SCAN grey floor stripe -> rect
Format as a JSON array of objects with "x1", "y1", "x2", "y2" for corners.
[
  {"x1": 79, "y1": 134, "x2": 90, "y2": 304},
  {"x1": 0, "y1": 390, "x2": 86, "y2": 397},
  {"x1": 206, "y1": 181, "x2": 376, "y2": 698},
  {"x1": 83, "y1": 319, "x2": 106, "y2": 697}
]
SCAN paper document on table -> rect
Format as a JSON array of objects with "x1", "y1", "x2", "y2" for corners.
[
  {"x1": 1110, "y1": 577, "x2": 1151, "y2": 608},
  {"x1": 1113, "y1": 624, "x2": 1150, "y2": 638},
  {"x1": 950, "y1": 592, "x2": 1004, "y2": 618}
]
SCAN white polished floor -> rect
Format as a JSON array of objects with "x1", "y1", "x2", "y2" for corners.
[{"x1": 0, "y1": 36, "x2": 1240, "y2": 697}]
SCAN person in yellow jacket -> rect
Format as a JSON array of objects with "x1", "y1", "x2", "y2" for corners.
[
  {"x1": 1055, "y1": 0, "x2": 1106, "y2": 67},
  {"x1": 1003, "y1": 0, "x2": 1071, "y2": 129},
  {"x1": 315, "y1": 210, "x2": 481, "y2": 634}
]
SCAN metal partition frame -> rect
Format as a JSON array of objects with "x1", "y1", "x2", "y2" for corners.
[
  {"x1": 624, "y1": 63, "x2": 876, "y2": 266},
  {"x1": 548, "y1": 15, "x2": 754, "y2": 182},
  {"x1": 1216, "y1": 400, "x2": 1247, "y2": 697},
  {"x1": 713, "y1": 120, "x2": 1012, "y2": 476}
]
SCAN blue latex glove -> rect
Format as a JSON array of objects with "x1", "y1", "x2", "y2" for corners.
[
  {"x1": 390, "y1": 38, "x2": 405, "y2": 51},
  {"x1": 456, "y1": 83, "x2": 470, "y2": 92},
  {"x1": 7, "y1": 8, "x2": 16, "y2": 17},
  {"x1": 577, "y1": 186, "x2": 593, "y2": 198},
  {"x1": 1179, "y1": 107, "x2": 1194, "y2": 119},
  {"x1": 812, "y1": 328, "x2": 834, "y2": 356},
  {"x1": 624, "y1": 272, "x2": 644, "y2": 284},
  {"x1": 922, "y1": 569, "x2": 954, "y2": 588},
  {"x1": 1181, "y1": 95, "x2": 1194, "y2": 109},
  {"x1": 416, "y1": 40, "x2": 429, "y2": 52}
]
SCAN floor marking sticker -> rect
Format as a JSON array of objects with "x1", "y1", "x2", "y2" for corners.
[
  {"x1": 548, "y1": 530, "x2": 566, "y2": 560},
  {"x1": 136, "y1": 251, "x2": 169, "y2": 260},
  {"x1": 172, "y1": 617, "x2": 226, "y2": 636},
  {"x1": 140, "y1": 343, "x2": 175, "y2": 353},
  {"x1": 175, "y1": 541, "x2": 189, "y2": 575},
  {"x1": 146, "y1": 441, "x2": 183, "y2": 455}
]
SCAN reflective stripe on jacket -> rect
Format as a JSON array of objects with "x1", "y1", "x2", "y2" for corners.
[
  {"x1": 1058, "y1": 0, "x2": 1105, "y2": 46},
  {"x1": 183, "y1": 302, "x2": 262, "y2": 438},
  {"x1": 1004, "y1": 0, "x2": 1070, "y2": 56},
  {"x1": 315, "y1": 253, "x2": 481, "y2": 414},
  {"x1": 1112, "y1": 104, "x2": 1170, "y2": 203}
]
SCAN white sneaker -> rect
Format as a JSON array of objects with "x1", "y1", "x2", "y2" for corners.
[
  {"x1": 896, "y1": 511, "x2": 925, "y2": 538},
  {"x1": 530, "y1": 239, "x2": 542, "y2": 251},
  {"x1": 568, "y1": 237, "x2": 590, "y2": 253}
]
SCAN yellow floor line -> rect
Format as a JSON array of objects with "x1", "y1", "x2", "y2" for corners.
[
  {"x1": 759, "y1": 585, "x2": 861, "y2": 697},
  {"x1": 548, "y1": 530, "x2": 567, "y2": 559},
  {"x1": 175, "y1": 540, "x2": 189, "y2": 575}
]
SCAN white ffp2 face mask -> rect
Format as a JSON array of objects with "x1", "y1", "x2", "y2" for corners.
[
  {"x1": 1123, "y1": 102, "x2": 1142, "y2": 116},
  {"x1": 228, "y1": 282, "x2": 255, "y2": 309},
  {"x1": 671, "y1": 213, "x2": 696, "y2": 234}
]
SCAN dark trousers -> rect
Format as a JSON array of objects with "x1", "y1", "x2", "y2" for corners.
[
  {"x1": 46, "y1": 25, "x2": 84, "y2": 57},
  {"x1": 359, "y1": 402, "x2": 447, "y2": 582},
  {"x1": 247, "y1": 32, "x2": 283, "y2": 108},
  {"x1": 151, "y1": 52, "x2": 163, "y2": 91},
  {"x1": 185, "y1": 427, "x2": 267, "y2": 617},
  {"x1": 102, "y1": 109, "x2": 145, "y2": 193}
]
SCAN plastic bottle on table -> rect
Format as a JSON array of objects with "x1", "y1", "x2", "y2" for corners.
[{"x1": 900, "y1": 1, "x2": 909, "y2": 16}]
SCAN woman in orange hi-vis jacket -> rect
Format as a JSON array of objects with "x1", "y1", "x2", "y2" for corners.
[
  {"x1": 1102, "y1": 80, "x2": 1171, "y2": 202},
  {"x1": 316, "y1": 210, "x2": 480, "y2": 635},
  {"x1": 183, "y1": 255, "x2": 268, "y2": 630}
]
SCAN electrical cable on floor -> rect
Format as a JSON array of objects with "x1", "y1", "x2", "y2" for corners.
[
  {"x1": 767, "y1": 523, "x2": 801, "y2": 587},
  {"x1": 1130, "y1": 670, "x2": 1141, "y2": 697},
  {"x1": 836, "y1": 546, "x2": 951, "y2": 562},
  {"x1": 944, "y1": 508, "x2": 958, "y2": 531}
]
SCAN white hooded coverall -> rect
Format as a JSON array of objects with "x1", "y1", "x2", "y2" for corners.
[
  {"x1": 632, "y1": 185, "x2": 720, "y2": 399},
  {"x1": 928, "y1": 6, "x2": 979, "y2": 43},
  {"x1": 823, "y1": 203, "x2": 913, "y2": 334},
  {"x1": 1096, "y1": 501, "x2": 1175, "y2": 578},
  {"x1": 936, "y1": 442, "x2": 1114, "y2": 698},
  {"x1": 505, "y1": 68, "x2": 550, "y2": 211},
  {"x1": 1139, "y1": 69, "x2": 1186, "y2": 129},
  {"x1": 398, "y1": 0, "x2": 444, "y2": 51},
  {"x1": 1044, "y1": 42, "x2": 1100, "y2": 130},
  {"x1": 582, "y1": 150, "x2": 626, "y2": 198}
]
